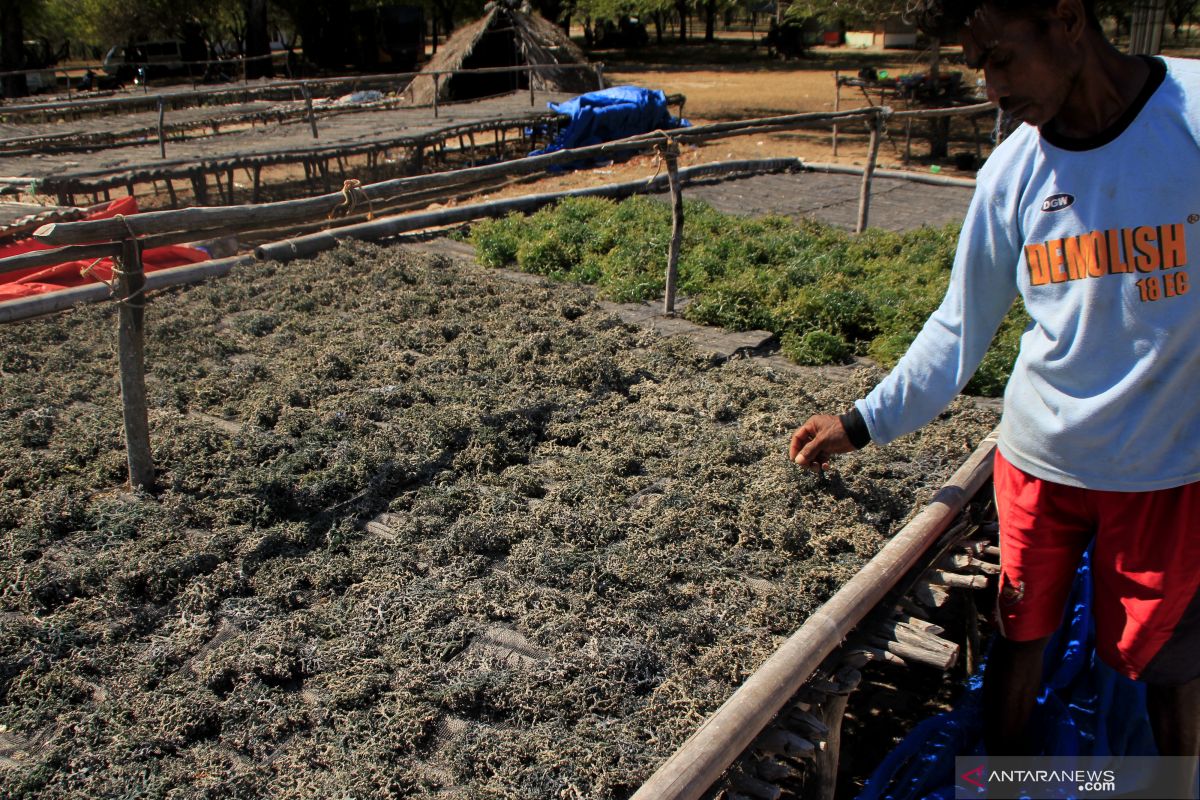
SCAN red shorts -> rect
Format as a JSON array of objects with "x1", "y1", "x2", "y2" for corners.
[{"x1": 993, "y1": 450, "x2": 1200, "y2": 685}]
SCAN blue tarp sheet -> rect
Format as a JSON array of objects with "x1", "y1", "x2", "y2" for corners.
[
  {"x1": 530, "y1": 85, "x2": 689, "y2": 161},
  {"x1": 858, "y1": 551, "x2": 1160, "y2": 800}
]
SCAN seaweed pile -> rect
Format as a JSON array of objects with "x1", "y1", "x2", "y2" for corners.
[{"x1": 0, "y1": 243, "x2": 997, "y2": 798}]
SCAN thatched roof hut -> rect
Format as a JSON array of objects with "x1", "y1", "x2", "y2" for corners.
[{"x1": 407, "y1": 0, "x2": 599, "y2": 105}]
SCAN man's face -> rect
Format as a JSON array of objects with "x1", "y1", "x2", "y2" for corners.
[{"x1": 961, "y1": 3, "x2": 1080, "y2": 128}]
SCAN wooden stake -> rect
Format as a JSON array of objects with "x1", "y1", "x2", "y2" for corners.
[
  {"x1": 663, "y1": 143, "x2": 683, "y2": 314},
  {"x1": 832, "y1": 70, "x2": 840, "y2": 156},
  {"x1": 165, "y1": 178, "x2": 177, "y2": 208},
  {"x1": 855, "y1": 113, "x2": 882, "y2": 234},
  {"x1": 812, "y1": 669, "x2": 861, "y2": 800},
  {"x1": 432, "y1": 74, "x2": 440, "y2": 118},
  {"x1": 157, "y1": 97, "x2": 166, "y2": 159},
  {"x1": 302, "y1": 82, "x2": 318, "y2": 139},
  {"x1": 191, "y1": 173, "x2": 208, "y2": 205},
  {"x1": 116, "y1": 236, "x2": 155, "y2": 492}
]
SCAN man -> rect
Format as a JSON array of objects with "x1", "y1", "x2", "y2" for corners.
[{"x1": 788, "y1": 0, "x2": 1200, "y2": 760}]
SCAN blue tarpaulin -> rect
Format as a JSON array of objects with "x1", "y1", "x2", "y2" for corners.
[
  {"x1": 530, "y1": 85, "x2": 689, "y2": 161},
  {"x1": 858, "y1": 550, "x2": 1160, "y2": 800}
]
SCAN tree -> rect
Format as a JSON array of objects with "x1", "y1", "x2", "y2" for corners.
[
  {"x1": 1, "y1": 0, "x2": 33, "y2": 97},
  {"x1": 244, "y1": 0, "x2": 272, "y2": 77},
  {"x1": 1167, "y1": 0, "x2": 1196, "y2": 38}
]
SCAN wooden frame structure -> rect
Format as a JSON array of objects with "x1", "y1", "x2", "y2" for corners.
[{"x1": 1, "y1": 99, "x2": 985, "y2": 493}]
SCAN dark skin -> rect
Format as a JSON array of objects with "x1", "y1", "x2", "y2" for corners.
[{"x1": 790, "y1": 0, "x2": 1199, "y2": 765}]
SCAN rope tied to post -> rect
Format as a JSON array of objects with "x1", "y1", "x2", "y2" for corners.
[
  {"x1": 111, "y1": 214, "x2": 148, "y2": 307},
  {"x1": 328, "y1": 179, "x2": 374, "y2": 220},
  {"x1": 648, "y1": 133, "x2": 681, "y2": 186}
]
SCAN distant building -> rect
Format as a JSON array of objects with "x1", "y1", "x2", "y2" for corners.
[{"x1": 844, "y1": 16, "x2": 917, "y2": 49}]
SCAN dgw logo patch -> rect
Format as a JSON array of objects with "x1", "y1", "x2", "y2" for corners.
[{"x1": 1041, "y1": 193, "x2": 1074, "y2": 212}]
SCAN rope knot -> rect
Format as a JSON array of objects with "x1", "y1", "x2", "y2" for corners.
[{"x1": 329, "y1": 179, "x2": 373, "y2": 220}]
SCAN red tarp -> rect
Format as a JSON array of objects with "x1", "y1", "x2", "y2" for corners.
[{"x1": 0, "y1": 196, "x2": 209, "y2": 302}]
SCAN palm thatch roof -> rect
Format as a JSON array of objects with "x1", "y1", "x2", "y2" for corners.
[{"x1": 407, "y1": 0, "x2": 599, "y2": 106}]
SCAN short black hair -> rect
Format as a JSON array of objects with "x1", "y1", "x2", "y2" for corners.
[{"x1": 905, "y1": 0, "x2": 1100, "y2": 38}]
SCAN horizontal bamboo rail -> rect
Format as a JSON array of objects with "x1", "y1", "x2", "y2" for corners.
[
  {"x1": 32, "y1": 110, "x2": 877, "y2": 246},
  {"x1": 630, "y1": 429, "x2": 999, "y2": 800},
  {"x1": 0, "y1": 158, "x2": 800, "y2": 323},
  {"x1": 0, "y1": 241, "x2": 122, "y2": 276},
  {"x1": 256, "y1": 159, "x2": 801, "y2": 262},
  {"x1": 804, "y1": 161, "x2": 978, "y2": 189},
  {"x1": 0, "y1": 254, "x2": 256, "y2": 324}
]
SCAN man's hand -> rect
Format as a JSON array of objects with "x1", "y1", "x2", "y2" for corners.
[{"x1": 788, "y1": 414, "x2": 856, "y2": 472}]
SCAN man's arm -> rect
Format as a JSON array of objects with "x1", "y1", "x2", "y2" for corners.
[{"x1": 790, "y1": 177, "x2": 1023, "y2": 468}]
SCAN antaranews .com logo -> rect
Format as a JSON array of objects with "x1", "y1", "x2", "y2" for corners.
[{"x1": 954, "y1": 756, "x2": 1198, "y2": 799}]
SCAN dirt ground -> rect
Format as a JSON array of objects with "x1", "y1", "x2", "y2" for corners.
[
  {"x1": 463, "y1": 43, "x2": 993, "y2": 205},
  {"x1": 0, "y1": 243, "x2": 998, "y2": 798}
]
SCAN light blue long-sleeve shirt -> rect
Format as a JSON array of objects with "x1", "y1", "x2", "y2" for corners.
[{"x1": 856, "y1": 56, "x2": 1200, "y2": 491}]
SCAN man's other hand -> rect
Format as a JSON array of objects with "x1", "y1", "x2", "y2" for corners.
[{"x1": 788, "y1": 414, "x2": 856, "y2": 472}]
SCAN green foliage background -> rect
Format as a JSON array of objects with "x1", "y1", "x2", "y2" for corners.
[{"x1": 469, "y1": 195, "x2": 1028, "y2": 396}]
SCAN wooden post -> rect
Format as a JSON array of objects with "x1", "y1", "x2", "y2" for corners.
[
  {"x1": 432, "y1": 74, "x2": 440, "y2": 118},
  {"x1": 855, "y1": 113, "x2": 882, "y2": 234},
  {"x1": 165, "y1": 178, "x2": 178, "y2": 208},
  {"x1": 252, "y1": 165, "x2": 263, "y2": 202},
  {"x1": 529, "y1": 66, "x2": 535, "y2": 107},
  {"x1": 812, "y1": 668, "x2": 862, "y2": 800},
  {"x1": 116, "y1": 236, "x2": 155, "y2": 492},
  {"x1": 663, "y1": 142, "x2": 684, "y2": 315},
  {"x1": 835, "y1": 70, "x2": 844, "y2": 155},
  {"x1": 157, "y1": 97, "x2": 166, "y2": 159},
  {"x1": 302, "y1": 82, "x2": 318, "y2": 139},
  {"x1": 596, "y1": 63, "x2": 605, "y2": 90}
]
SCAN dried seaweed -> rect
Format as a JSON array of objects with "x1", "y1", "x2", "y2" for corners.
[{"x1": 0, "y1": 242, "x2": 997, "y2": 798}]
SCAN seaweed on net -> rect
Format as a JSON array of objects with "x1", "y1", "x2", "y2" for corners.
[{"x1": 0, "y1": 241, "x2": 996, "y2": 798}]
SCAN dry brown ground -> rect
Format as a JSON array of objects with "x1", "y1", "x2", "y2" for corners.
[{"x1": 471, "y1": 48, "x2": 988, "y2": 204}]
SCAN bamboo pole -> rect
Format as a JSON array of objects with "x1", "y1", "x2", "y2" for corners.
[
  {"x1": 0, "y1": 242, "x2": 123, "y2": 276},
  {"x1": 663, "y1": 143, "x2": 684, "y2": 314},
  {"x1": 856, "y1": 114, "x2": 883, "y2": 234},
  {"x1": 115, "y1": 237, "x2": 155, "y2": 492},
  {"x1": 254, "y1": 158, "x2": 801, "y2": 263},
  {"x1": 629, "y1": 429, "x2": 998, "y2": 800},
  {"x1": 0, "y1": 254, "x2": 256, "y2": 324},
  {"x1": 803, "y1": 162, "x2": 977, "y2": 188}
]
